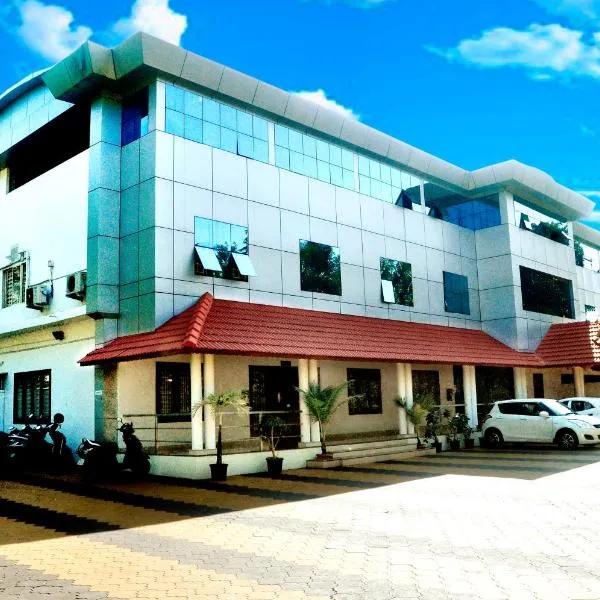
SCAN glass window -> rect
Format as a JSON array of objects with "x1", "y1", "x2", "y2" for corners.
[
  {"x1": 380, "y1": 258, "x2": 413, "y2": 306},
  {"x1": 203, "y1": 121, "x2": 220, "y2": 147},
  {"x1": 253, "y1": 116, "x2": 269, "y2": 141},
  {"x1": 165, "y1": 109, "x2": 184, "y2": 137},
  {"x1": 317, "y1": 161, "x2": 330, "y2": 183},
  {"x1": 156, "y1": 363, "x2": 190, "y2": 422},
  {"x1": 342, "y1": 169, "x2": 355, "y2": 190},
  {"x1": 316, "y1": 140, "x2": 329, "y2": 162},
  {"x1": 14, "y1": 369, "x2": 51, "y2": 424},
  {"x1": 254, "y1": 139, "x2": 269, "y2": 163},
  {"x1": 413, "y1": 370, "x2": 441, "y2": 405},
  {"x1": 237, "y1": 110, "x2": 253, "y2": 135},
  {"x1": 184, "y1": 115, "x2": 203, "y2": 144},
  {"x1": 330, "y1": 165, "x2": 343, "y2": 187},
  {"x1": 289, "y1": 129, "x2": 303, "y2": 153},
  {"x1": 443, "y1": 272, "x2": 470, "y2": 315},
  {"x1": 275, "y1": 124, "x2": 289, "y2": 148},
  {"x1": 329, "y1": 146, "x2": 342, "y2": 166},
  {"x1": 303, "y1": 135, "x2": 317, "y2": 158},
  {"x1": 184, "y1": 91, "x2": 202, "y2": 119},
  {"x1": 203, "y1": 98, "x2": 220, "y2": 124},
  {"x1": 220, "y1": 127, "x2": 236, "y2": 152},
  {"x1": 220, "y1": 104, "x2": 237, "y2": 130},
  {"x1": 275, "y1": 146, "x2": 290, "y2": 169},
  {"x1": 237, "y1": 132, "x2": 254, "y2": 158},
  {"x1": 166, "y1": 84, "x2": 185, "y2": 112},
  {"x1": 122, "y1": 88, "x2": 150, "y2": 146},
  {"x1": 2, "y1": 262, "x2": 26, "y2": 308},
  {"x1": 299, "y1": 240, "x2": 342, "y2": 295},
  {"x1": 342, "y1": 149, "x2": 354, "y2": 170},
  {"x1": 348, "y1": 368, "x2": 382, "y2": 415},
  {"x1": 520, "y1": 266, "x2": 574, "y2": 319}
]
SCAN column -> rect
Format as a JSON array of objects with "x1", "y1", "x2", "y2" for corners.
[
  {"x1": 498, "y1": 189, "x2": 516, "y2": 226},
  {"x1": 404, "y1": 363, "x2": 414, "y2": 435},
  {"x1": 463, "y1": 365, "x2": 478, "y2": 429},
  {"x1": 308, "y1": 359, "x2": 320, "y2": 443},
  {"x1": 190, "y1": 354, "x2": 203, "y2": 451},
  {"x1": 574, "y1": 366, "x2": 585, "y2": 397},
  {"x1": 396, "y1": 363, "x2": 408, "y2": 435},
  {"x1": 203, "y1": 354, "x2": 216, "y2": 450},
  {"x1": 298, "y1": 359, "x2": 311, "y2": 444},
  {"x1": 513, "y1": 367, "x2": 528, "y2": 399}
]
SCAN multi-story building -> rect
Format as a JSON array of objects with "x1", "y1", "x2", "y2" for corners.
[{"x1": 2, "y1": 33, "x2": 600, "y2": 476}]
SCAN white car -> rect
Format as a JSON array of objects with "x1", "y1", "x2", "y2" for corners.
[
  {"x1": 559, "y1": 397, "x2": 600, "y2": 418},
  {"x1": 482, "y1": 399, "x2": 600, "y2": 450}
]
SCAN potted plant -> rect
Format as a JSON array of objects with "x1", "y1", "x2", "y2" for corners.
[
  {"x1": 425, "y1": 407, "x2": 445, "y2": 452},
  {"x1": 394, "y1": 397, "x2": 429, "y2": 449},
  {"x1": 298, "y1": 381, "x2": 352, "y2": 459},
  {"x1": 261, "y1": 414, "x2": 285, "y2": 477},
  {"x1": 448, "y1": 413, "x2": 472, "y2": 451},
  {"x1": 193, "y1": 389, "x2": 248, "y2": 481},
  {"x1": 462, "y1": 416, "x2": 475, "y2": 449}
]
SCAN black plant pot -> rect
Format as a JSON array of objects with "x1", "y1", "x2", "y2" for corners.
[
  {"x1": 464, "y1": 439, "x2": 475, "y2": 450},
  {"x1": 449, "y1": 439, "x2": 461, "y2": 451},
  {"x1": 210, "y1": 462, "x2": 228, "y2": 481},
  {"x1": 479, "y1": 436, "x2": 487, "y2": 448},
  {"x1": 266, "y1": 456, "x2": 284, "y2": 477},
  {"x1": 434, "y1": 441, "x2": 442, "y2": 453}
]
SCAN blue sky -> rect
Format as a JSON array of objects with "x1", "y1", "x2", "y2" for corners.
[{"x1": 2, "y1": 0, "x2": 600, "y2": 224}]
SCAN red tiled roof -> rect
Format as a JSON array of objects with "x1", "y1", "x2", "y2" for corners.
[
  {"x1": 536, "y1": 321, "x2": 600, "y2": 367},
  {"x1": 80, "y1": 293, "x2": 543, "y2": 367}
]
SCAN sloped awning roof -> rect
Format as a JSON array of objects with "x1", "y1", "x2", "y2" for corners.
[
  {"x1": 80, "y1": 293, "x2": 543, "y2": 367},
  {"x1": 536, "y1": 321, "x2": 600, "y2": 367}
]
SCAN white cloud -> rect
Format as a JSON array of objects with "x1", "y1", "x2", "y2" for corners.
[
  {"x1": 532, "y1": 0, "x2": 600, "y2": 24},
  {"x1": 293, "y1": 89, "x2": 359, "y2": 120},
  {"x1": 15, "y1": 0, "x2": 92, "y2": 62},
  {"x1": 429, "y1": 23, "x2": 600, "y2": 79},
  {"x1": 113, "y1": 0, "x2": 187, "y2": 46},
  {"x1": 579, "y1": 190, "x2": 600, "y2": 198}
]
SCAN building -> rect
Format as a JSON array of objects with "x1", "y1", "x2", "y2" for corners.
[{"x1": 2, "y1": 32, "x2": 600, "y2": 476}]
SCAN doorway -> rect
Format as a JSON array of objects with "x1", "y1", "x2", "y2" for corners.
[{"x1": 249, "y1": 366, "x2": 300, "y2": 449}]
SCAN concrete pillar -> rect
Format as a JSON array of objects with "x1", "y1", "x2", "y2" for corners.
[
  {"x1": 498, "y1": 189, "x2": 516, "y2": 226},
  {"x1": 513, "y1": 367, "x2": 528, "y2": 399},
  {"x1": 298, "y1": 359, "x2": 311, "y2": 443},
  {"x1": 574, "y1": 366, "x2": 585, "y2": 397},
  {"x1": 396, "y1": 363, "x2": 408, "y2": 435},
  {"x1": 190, "y1": 354, "x2": 204, "y2": 451},
  {"x1": 203, "y1": 354, "x2": 216, "y2": 449},
  {"x1": 463, "y1": 365, "x2": 478, "y2": 429},
  {"x1": 404, "y1": 363, "x2": 414, "y2": 435},
  {"x1": 308, "y1": 359, "x2": 320, "y2": 443}
]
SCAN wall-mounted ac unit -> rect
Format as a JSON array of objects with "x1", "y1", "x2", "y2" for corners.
[
  {"x1": 66, "y1": 270, "x2": 87, "y2": 300},
  {"x1": 26, "y1": 282, "x2": 51, "y2": 310}
]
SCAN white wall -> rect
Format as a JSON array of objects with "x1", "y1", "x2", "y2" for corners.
[{"x1": 0, "y1": 150, "x2": 89, "y2": 334}]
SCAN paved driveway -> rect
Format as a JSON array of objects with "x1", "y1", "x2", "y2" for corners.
[{"x1": 2, "y1": 448, "x2": 600, "y2": 600}]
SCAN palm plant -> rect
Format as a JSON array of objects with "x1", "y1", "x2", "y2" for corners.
[
  {"x1": 395, "y1": 397, "x2": 428, "y2": 446},
  {"x1": 193, "y1": 390, "x2": 248, "y2": 467},
  {"x1": 297, "y1": 381, "x2": 352, "y2": 457}
]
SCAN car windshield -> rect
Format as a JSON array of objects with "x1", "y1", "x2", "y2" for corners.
[{"x1": 540, "y1": 400, "x2": 573, "y2": 416}]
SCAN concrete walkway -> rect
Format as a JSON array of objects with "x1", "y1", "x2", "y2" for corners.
[{"x1": 2, "y1": 448, "x2": 600, "y2": 600}]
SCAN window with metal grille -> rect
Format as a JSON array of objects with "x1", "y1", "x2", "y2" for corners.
[
  {"x1": 347, "y1": 368, "x2": 382, "y2": 415},
  {"x1": 2, "y1": 262, "x2": 26, "y2": 308},
  {"x1": 156, "y1": 363, "x2": 191, "y2": 422},
  {"x1": 13, "y1": 370, "x2": 51, "y2": 424}
]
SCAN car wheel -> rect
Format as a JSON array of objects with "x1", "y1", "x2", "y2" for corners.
[
  {"x1": 484, "y1": 428, "x2": 504, "y2": 448},
  {"x1": 556, "y1": 429, "x2": 579, "y2": 451}
]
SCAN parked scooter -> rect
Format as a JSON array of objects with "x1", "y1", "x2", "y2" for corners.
[{"x1": 77, "y1": 420, "x2": 150, "y2": 481}]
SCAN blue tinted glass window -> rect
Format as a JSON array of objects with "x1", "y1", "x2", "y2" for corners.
[
  {"x1": 391, "y1": 169, "x2": 402, "y2": 188},
  {"x1": 359, "y1": 175, "x2": 370, "y2": 195},
  {"x1": 275, "y1": 146, "x2": 290, "y2": 169},
  {"x1": 342, "y1": 150, "x2": 354, "y2": 170},
  {"x1": 304, "y1": 156, "x2": 318, "y2": 178},
  {"x1": 290, "y1": 151, "x2": 304, "y2": 173},
  {"x1": 184, "y1": 115, "x2": 203, "y2": 143},
  {"x1": 203, "y1": 121, "x2": 220, "y2": 147},
  {"x1": 358, "y1": 156, "x2": 370, "y2": 176},
  {"x1": 231, "y1": 224, "x2": 248, "y2": 254},
  {"x1": 122, "y1": 88, "x2": 149, "y2": 145},
  {"x1": 220, "y1": 127, "x2": 237, "y2": 152},
  {"x1": 237, "y1": 111, "x2": 253, "y2": 135},
  {"x1": 329, "y1": 146, "x2": 342, "y2": 166},
  {"x1": 317, "y1": 161, "x2": 330, "y2": 183},
  {"x1": 213, "y1": 221, "x2": 231, "y2": 252},
  {"x1": 253, "y1": 116, "x2": 269, "y2": 141},
  {"x1": 194, "y1": 217, "x2": 212, "y2": 248},
  {"x1": 443, "y1": 272, "x2": 470, "y2": 315},
  {"x1": 369, "y1": 160, "x2": 381, "y2": 181},
  {"x1": 380, "y1": 165, "x2": 391, "y2": 184},
  {"x1": 381, "y1": 183, "x2": 392, "y2": 203},
  {"x1": 330, "y1": 165, "x2": 343, "y2": 186},
  {"x1": 289, "y1": 130, "x2": 303, "y2": 153},
  {"x1": 203, "y1": 98, "x2": 220, "y2": 124},
  {"x1": 254, "y1": 139, "x2": 269, "y2": 163},
  {"x1": 371, "y1": 179, "x2": 382, "y2": 199},
  {"x1": 275, "y1": 125, "x2": 289, "y2": 148},
  {"x1": 165, "y1": 109, "x2": 184, "y2": 137},
  {"x1": 238, "y1": 133, "x2": 254, "y2": 158},
  {"x1": 316, "y1": 140, "x2": 329, "y2": 162},
  {"x1": 303, "y1": 135, "x2": 317, "y2": 158},
  {"x1": 342, "y1": 169, "x2": 355, "y2": 190},
  {"x1": 166, "y1": 85, "x2": 185, "y2": 112},
  {"x1": 184, "y1": 91, "x2": 202, "y2": 118},
  {"x1": 220, "y1": 105, "x2": 237, "y2": 130}
]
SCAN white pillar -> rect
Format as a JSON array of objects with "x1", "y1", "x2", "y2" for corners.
[
  {"x1": 513, "y1": 367, "x2": 528, "y2": 399},
  {"x1": 190, "y1": 353, "x2": 204, "y2": 451},
  {"x1": 463, "y1": 365, "x2": 478, "y2": 429},
  {"x1": 203, "y1": 353, "x2": 216, "y2": 450},
  {"x1": 574, "y1": 366, "x2": 585, "y2": 397},
  {"x1": 396, "y1": 363, "x2": 408, "y2": 435},
  {"x1": 404, "y1": 363, "x2": 414, "y2": 435},
  {"x1": 298, "y1": 359, "x2": 311, "y2": 444},
  {"x1": 308, "y1": 359, "x2": 320, "y2": 443}
]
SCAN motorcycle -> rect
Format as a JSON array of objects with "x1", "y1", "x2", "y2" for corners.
[{"x1": 77, "y1": 420, "x2": 150, "y2": 482}]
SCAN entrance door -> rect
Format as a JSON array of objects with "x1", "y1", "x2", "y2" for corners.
[{"x1": 249, "y1": 366, "x2": 300, "y2": 449}]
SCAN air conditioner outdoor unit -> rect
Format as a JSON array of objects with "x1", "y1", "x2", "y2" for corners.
[
  {"x1": 66, "y1": 270, "x2": 87, "y2": 300},
  {"x1": 26, "y1": 282, "x2": 51, "y2": 310}
]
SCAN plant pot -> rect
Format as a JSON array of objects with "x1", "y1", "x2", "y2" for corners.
[
  {"x1": 416, "y1": 441, "x2": 427, "y2": 450},
  {"x1": 434, "y1": 441, "x2": 442, "y2": 453},
  {"x1": 478, "y1": 436, "x2": 486, "y2": 448},
  {"x1": 210, "y1": 462, "x2": 228, "y2": 481},
  {"x1": 266, "y1": 456, "x2": 283, "y2": 477},
  {"x1": 464, "y1": 439, "x2": 475, "y2": 449},
  {"x1": 449, "y1": 439, "x2": 461, "y2": 451}
]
